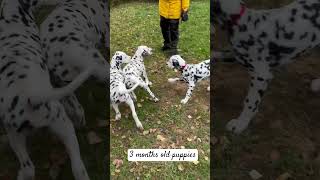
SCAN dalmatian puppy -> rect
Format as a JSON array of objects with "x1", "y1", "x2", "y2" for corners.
[
  {"x1": 167, "y1": 55, "x2": 210, "y2": 104},
  {"x1": 0, "y1": 0, "x2": 93, "y2": 179},
  {"x1": 123, "y1": 46, "x2": 159, "y2": 102},
  {"x1": 110, "y1": 51, "x2": 145, "y2": 130},
  {"x1": 212, "y1": 0, "x2": 320, "y2": 133},
  {"x1": 40, "y1": 0, "x2": 109, "y2": 125}
]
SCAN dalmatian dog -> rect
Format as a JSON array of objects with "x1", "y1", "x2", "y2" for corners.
[
  {"x1": 212, "y1": 0, "x2": 320, "y2": 134},
  {"x1": 40, "y1": 0, "x2": 109, "y2": 125},
  {"x1": 0, "y1": 0, "x2": 93, "y2": 179},
  {"x1": 167, "y1": 55, "x2": 210, "y2": 104},
  {"x1": 123, "y1": 46, "x2": 159, "y2": 102},
  {"x1": 110, "y1": 51, "x2": 145, "y2": 130}
]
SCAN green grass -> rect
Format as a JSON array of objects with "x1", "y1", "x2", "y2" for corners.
[{"x1": 110, "y1": 1, "x2": 210, "y2": 179}]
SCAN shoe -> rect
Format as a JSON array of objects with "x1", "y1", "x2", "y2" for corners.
[{"x1": 161, "y1": 45, "x2": 171, "y2": 51}]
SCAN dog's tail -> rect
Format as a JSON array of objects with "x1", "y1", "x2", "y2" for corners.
[
  {"x1": 119, "y1": 82, "x2": 140, "y2": 94},
  {"x1": 29, "y1": 67, "x2": 93, "y2": 104}
]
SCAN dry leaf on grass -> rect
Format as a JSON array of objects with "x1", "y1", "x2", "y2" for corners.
[
  {"x1": 156, "y1": 135, "x2": 166, "y2": 142},
  {"x1": 87, "y1": 131, "x2": 103, "y2": 145},
  {"x1": 113, "y1": 159, "x2": 123, "y2": 169},
  {"x1": 276, "y1": 172, "x2": 291, "y2": 180},
  {"x1": 142, "y1": 130, "x2": 149, "y2": 135},
  {"x1": 137, "y1": 103, "x2": 142, "y2": 108},
  {"x1": 187, "y1": 115, "x2": 192, "y2": 119},
  {"x1": 249, "y1": 170, "x2": 263, "y2": 180},
  {"x1": 192, "y1": 161, "x2": 199, "y2": 165},
  {"x1": 178, "y1": 164, "x2": 184, "y2": 171}
]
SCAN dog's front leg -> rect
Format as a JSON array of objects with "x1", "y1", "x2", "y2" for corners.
[
  {"x1": 6, "y1": 130, "x2": 35, "y2": 180},
  {"x1": 49, "y1": 104, "x2": 90, "y2": 180},
  {"x1": 181, "y1": 82, "x2": 195, "y2": 104},
  {"x1": 226, "y1": 70, "x2": 273, "y2": 134},
  {"x1": 143, "y1": 70, "x2": 152, "y2": 86}
]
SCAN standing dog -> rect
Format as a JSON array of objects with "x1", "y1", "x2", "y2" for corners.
[
  {"x1": 212, "y1": 0, "x2": 320, "y2": 133},
  {"x1": 123, "y1": 46, "x2": 159, "y2": 102},
  {"x1": 0, "y1": 0, "x2": 92, "y2": 179},
  {"x1": 167, "y1": 55, "x2": 210, "y2": 104},
  {"x1": 110, "y1": 51, "x2": 144, "y2": 130},
  {"x1": 40, "y1": 0, "x2": 109, "y2": 125}
]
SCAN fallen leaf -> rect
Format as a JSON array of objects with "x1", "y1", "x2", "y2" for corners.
[
  {"x1": 192, "y1": 161, "x2": 199, "y2": 165},
  {"x1": 178, "y1": 164, "x2": 184, "y2": 171},
  {"x1": 249, "y1": 170, "x2": 263, "y2": 180},
  {"x1": 204, "y1": 156, "x2": 209, "y2": 161},
  {"x1": 187, "y1": 115, "x2": 192, "y2": 119},
  {"x1": 143, "y1": 130, "x2": 149, "y2": 135},
  {"x1": 87, "y1": 131, "x2": 103, "y2": 145},
  {"x1": 157, "y1": 120, "x2": 161, "y2": 125},
  {"x1": 187, "y1": 137, "x2": 193, "y2": 142},
  {"x1": 276, "y1": 172, "x2": 291, "y2": 180},
  {"x1": 113, "y1": 159, "x2": 123, "y2": 169},
  {"x1": 137, "y1": 103, "x2": 142, "y2": 108},
  {"x1": 157, "y1": 135, "x2": 166, "y2": 142},
  {"x1": 115, "y1": 169, "x2": 120, "y2": 173}
]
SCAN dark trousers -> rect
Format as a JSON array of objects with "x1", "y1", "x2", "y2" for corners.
[{"x1": 160, "y1": 16, "x2": 180, "y2": 49}]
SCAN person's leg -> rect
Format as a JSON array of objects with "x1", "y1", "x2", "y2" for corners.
[
  {"x1": 160, "y1": 16, "x2": 171, "y2": 50},
  {"x1": 169, "y1": 19, "x2": 180, "y2": 52}
]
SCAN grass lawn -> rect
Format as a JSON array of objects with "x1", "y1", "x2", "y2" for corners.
[{"x1": 110, "y1": 0, "x2": 210, "y2": 179}]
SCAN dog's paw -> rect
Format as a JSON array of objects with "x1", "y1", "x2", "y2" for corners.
[
  {"x1": 136, "y1": 122, "x2": 144, "y2": 131},
  {"x1": 168, "y1": 78, "x2": 176, "y2": 83},
  {"x1": 181, "y1": 99, "x2": 188, "y2": 104},
  {"x1": 311, "y1": 79, "x2": 320, "y2": 92},
  {"x1": 226, "y1": 119, "x2": 249, "y2": 134},
  {"x1": 154, "y1": 97, "x2": 159, "y2": 102},
  {"x1": 115, "y1": 113, "x2": 121, "y2": 121},
  {"x1": 207, "y1": 86, "x2": 210, "y2": 91}
]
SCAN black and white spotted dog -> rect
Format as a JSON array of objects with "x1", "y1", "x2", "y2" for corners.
[
  {"x1": 0, "y1": 0, "x2": 92, "y2": 179},
  {"x1": 212, "y1": 0, "x2": 320, "y2": 133},
  {"x1": 123, "y1": 46, "x2": 159, "y2": 102},
  {"x1": 40, "y1": 0, "x2": 109, "y2": 125},
  {"x1": 110, "y1": 51, "x2": 145, "y2": 130},
  {"x1": 167, "y1": 55, "x2": 210, "y2": 104}
]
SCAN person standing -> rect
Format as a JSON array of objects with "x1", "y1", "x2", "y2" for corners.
[{"x1": 159, "y1": 0, "x2": 190, "y2": 54}]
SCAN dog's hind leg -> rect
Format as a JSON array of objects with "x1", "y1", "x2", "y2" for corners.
[
  {"x1": 48, "y1": 103, "x2": 90, "y2": 180},
  {"x1": 112, "y1": 103, "x2": 121, "y2": 120},
  {"x1": 130, "y1": 92, "x2": 137, "y2": 101},
  {"x1": 226, "y1": 68, "x2": 273, "y2": 134},
  {"x1": 6, "y1": 130, "x2": 35, "y2": 180},
  {"x1": 126, "y1": 98, "x2": 143, "y2": 130},
  {"x1": 60, "y1": 94, "x2": 86, "y2": 128}
]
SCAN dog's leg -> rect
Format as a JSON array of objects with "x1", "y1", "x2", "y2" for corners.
[
  {"x1": 7, "y1": 130, "x2": 35, "y2": 180},
  {"x1": 133, "y1": 77, "x2": 159, "y2": 102},
  {"x1": 226, "y1": 69, "x2": 273, "y2": 134},
  {"x1": 126, "y1": 98, "x2": 143, "y2": 130},
  {"x1": 112, "y1": 103, "x2": 121, "y2": 120},
  {"x1": 60, "y1": 94, "x2": 86, "y2": 128},
  {"x1": 48, "y1": 104, "x2": 90, "y2": 180},
  {"x1": 181, "y1": 82, "x2": 195, "y2": 104},
  {"x1": 143, "y1": 70, "x2": 152, "y2": 86},
  {"x1": 130, "y1": 92, "x2": 137, "y2": 101}
]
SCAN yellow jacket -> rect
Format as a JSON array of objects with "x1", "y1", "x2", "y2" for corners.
[{"x1": 159, "y1": 0, "x2": 190, "y2": 19}]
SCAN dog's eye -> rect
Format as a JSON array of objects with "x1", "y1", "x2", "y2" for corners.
[{"x1": 116, "y1": 56, "x2": 122, "y2": 60}]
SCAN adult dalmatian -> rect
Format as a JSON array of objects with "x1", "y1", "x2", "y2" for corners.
[
  {"x1": 0, "y1": 0, "x2": 93, "y2": 179},
  {"x1": 40, "y1": 0, "x2": 109, "y2": 125},
  {"x1": 212, "y1": 0, "x2": 320, "y2": 134}
]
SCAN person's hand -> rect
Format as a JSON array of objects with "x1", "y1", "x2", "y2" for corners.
[{"x1": 181, "y1": 10, "x2": 188, "y2": 22}]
